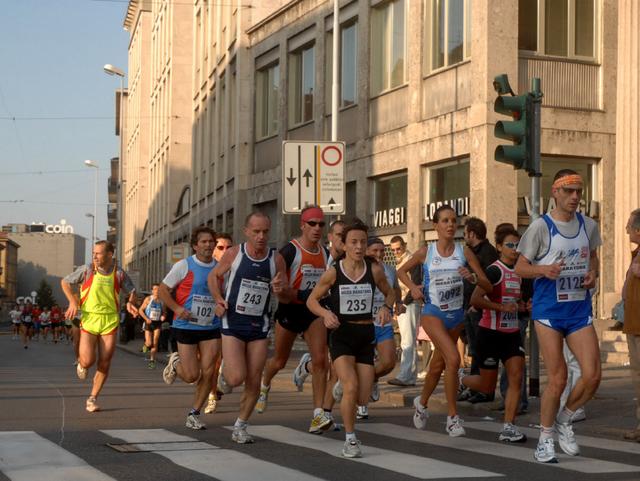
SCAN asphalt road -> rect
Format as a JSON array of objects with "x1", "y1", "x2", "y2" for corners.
[{"x1": 1, "y1": 333, "x2": 640, "y2": 481}]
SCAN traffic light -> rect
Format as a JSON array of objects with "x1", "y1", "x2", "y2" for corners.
[{"x1": 494, "y1": 93, "x2": 530, "y2": 171}]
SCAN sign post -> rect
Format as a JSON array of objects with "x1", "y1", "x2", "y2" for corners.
[{"x1": 282, "y1": 141, "x2": 345, "y2": 214}]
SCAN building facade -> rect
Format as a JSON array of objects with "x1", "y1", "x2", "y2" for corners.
[
  {"x1": 0, "y1": 233, "x2": 20, "y2": 310},
  {"x1": 116, "y1": 0, "x2": 638, "y2": 317}
]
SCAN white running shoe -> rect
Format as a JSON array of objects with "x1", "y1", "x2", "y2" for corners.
[
  {"x1": 369, "y1": 382, "x2": 380, "y2": 402},
  {"x1": 293, "y1": 353, "x2": 312, "y2": 391},
  {"x1": 534, "y1": 437, "x2": 558, "y2": 463},
  {"x1": 232, "y1": 425, "x2": 255, "y2": 444},
  {"x1": 412, "y1": 396, "x2": 429, "y2": 430},
  {"x1": 85, "y1": 396, "x2": 99, "y2": 412},
  {"x1": 498, "y1": 423, "x2": 527, "y2": 443},
  {"x1": 356, "y1": 405, "x2": 369, "y2": 420},
  {"x1": 185, "y1": 413, "x2": 206, "y2": 430},
  {"x1": 76, "y1": 363, "x2": 88, "y2": 380},
  {"x1": 332, "y1": 381, "x2": 343, "y2": 402},
  {"x1": 255, "y1": 385, "x2": 270, "y2": 414},
  {"x1": 162, "y1": 352, "x2": 180, "y2": 385},
  {"x1": 556, "y1": 422, "x2": 580, "y2": 456},
  {"x1": 446, "y1": 416, "x2": 466, "y2": 437},
  {"x1": 571, "y1": 407, "x2": 586, "y2": 423},
  {"x1": 342, "y1": 439, "x2": 362, "y2": 458},
  {"x1": 309, "y1": 411, "x2": 334, "y2": 433},
  {"x1": 217, "y1": 369, "x2": 232, "y2": 394},
  {"x1": 204, "y1": 393, "x2": 217, "y2": 414}
]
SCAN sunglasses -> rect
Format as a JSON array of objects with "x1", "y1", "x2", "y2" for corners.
[
  {"x1": 306, "y1": 221, "x2": 326, "y2": 227},
  {"x1": 216, "y1": 245, "x2": 231, "y2": 250},
  {"x1": 560, "y1": 187, "x2": 583, "y2": 196},
  {"x1": 504, "y1": 242, "x2": 519, "y2": 249}
]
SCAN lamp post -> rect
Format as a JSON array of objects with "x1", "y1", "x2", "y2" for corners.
[
  {"x1": 85, "y1": 213, "x2": 95, "y2": 248},
  {"x1": 84, "y1": 160, "x2": 99, "y2": 243}
]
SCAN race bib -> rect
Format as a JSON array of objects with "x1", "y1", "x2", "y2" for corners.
[
  {"x1": 300, "y1": 266, "x2": 324, "y2": 291},
  {"x1": 433, "y1": 271, "x2": 463, "y2": 311},
  {"x1": 499, "y1": 296, "x2": 519, "y2": 329},
  {"x1": 339, "y1": 284, "x2": 373, "y2": 316},
  {"x1": 148, "y1": 307, "x2": 161, "y2": 321},
  {"x1": 372, "y1": 290, "x2": 386, "y2": 326},
  {"x1": 189, "y1": 294, "x2": 216, "y2": 326},
  {"x1": 236, "y1": 278, "x2": 269, "y2": 316}
]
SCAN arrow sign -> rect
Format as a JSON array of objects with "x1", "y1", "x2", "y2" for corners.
[
  {"x1": 328, "y1": 198, "x2": 336, "y2": 205},
  {"x1": 287, "y1": 168, "x2": 296, "y2": 186},
  {"x1": 303, "y1": 169, "x2": 312, "y2": 187}
]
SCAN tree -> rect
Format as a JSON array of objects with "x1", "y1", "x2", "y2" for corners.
[{"x1": 36, "y1": 279, "x2": 56, "y2": 309}]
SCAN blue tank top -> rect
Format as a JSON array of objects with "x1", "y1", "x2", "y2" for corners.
[
  {"x1": 532, "y1": 213, "x2": 592, "y2": 320},
  {"x1": 223, "y1": 243, "x2": 276, "y2": 334},
  {"x1": 173, "y1": 256, "x2": 220, "y2": 331},
  {"x1": 144, "y1": 299, "x2": 163, "y2": 322},
  {"x1": 423, "y1": 242, "x2": 466, "y2": 312}
]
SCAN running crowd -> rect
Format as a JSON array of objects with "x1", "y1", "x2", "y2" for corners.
[
  {"x1": 9, "y1": 301, "x2": 81, "y2": 352},
  {"x1": 49, "y1": 169, "x2": 640, "y2": 463}
]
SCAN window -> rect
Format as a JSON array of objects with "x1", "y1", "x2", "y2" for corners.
[
  {"x1": 518, "y1": 0, "x2": 597, "y2": 60},
  {"x1": 370, "y1": 0, "x2": 405, "y2": 95},
  {"x1": 256, "y1": 63, "x2": 279, "y2": 139},
  {"x1": 325, "y1": 21, "x2": 358, "y2": 113},
  {"x1": 372, "y1": 173, "x2": 407, "y2": 229},
  {"x1": 289, "y1": 44, "x2": 315, "y2": 126},
  {"x1": 425, "y1": 0, "x2": 471, "y2": 73},
  {"x1": 422, "y1": 158, "x2": 469, "y2": 222}
]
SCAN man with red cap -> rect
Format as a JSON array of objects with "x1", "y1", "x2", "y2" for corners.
[{"x1": 256, "y1": 204, "x2": 331, "y2": 434}]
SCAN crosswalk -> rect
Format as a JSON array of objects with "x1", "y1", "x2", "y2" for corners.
[{"x1": 1, "y1": 421, "x2": 640, "y2": 481}]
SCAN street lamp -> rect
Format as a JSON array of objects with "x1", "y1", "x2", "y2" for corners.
[
  {"x1": 85, "y1": 213, "x2": 95, "y2": 247},
  {"x1": 84, "y1": 160, "x2": 99, "y2": 243}
]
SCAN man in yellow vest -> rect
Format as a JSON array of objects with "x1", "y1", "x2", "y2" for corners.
[{"x1": 62, "y1": 240, "x2": 138, "y2": 412}]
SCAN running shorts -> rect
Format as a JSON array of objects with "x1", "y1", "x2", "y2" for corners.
[
  {"x1": 329, "y1": 322, "x2": 375, "y2": 365},
  {"x1": 475, "y1": 327, "x2": 525, "y2": 370}
]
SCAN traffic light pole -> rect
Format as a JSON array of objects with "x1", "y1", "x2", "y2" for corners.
[{"x1": 528, "y1": 77, "x2": 543, "y2": 397}]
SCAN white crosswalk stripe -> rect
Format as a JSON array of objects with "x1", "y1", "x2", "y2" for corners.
[
  {"x1": 358, "y1": 423, "x2": 640, "y2": 474},
  {"x1": 238, "y1": 425, "x2": 502, "y2": 479}
]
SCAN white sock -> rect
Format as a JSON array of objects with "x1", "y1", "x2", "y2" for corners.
[
  {"x1": 540, "y1": 425, "x2": 554, "y2": 440},
  {"x1": 345, "y1": 432, "x2": 356, "y2": 442},
  {"x1": 234, "y1": 418, "x2": 247, "y2": 429},
  {"x1": 557, "y1": 407, "x2": 574, "y2": 424},
  {"x1": 261, "y1": 383, "x2": 270, "y2": 391},
  {"x1": 313, "y1": 407, "x2": 323, "y2": 418}
]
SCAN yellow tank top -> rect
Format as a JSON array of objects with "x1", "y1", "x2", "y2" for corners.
[{"x1": 81, "y1": 268, "x2": 119, "y2": 315}]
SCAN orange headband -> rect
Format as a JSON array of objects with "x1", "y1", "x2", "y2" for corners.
[{"x1": 552, "y1": 174, "x2": 583, "y2": 190}]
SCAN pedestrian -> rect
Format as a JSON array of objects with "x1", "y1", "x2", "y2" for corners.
[
  {"x1": 515, "y1": 169, "x2": 602, "y2": 463},
  {"x1": 139, "y1": 283, "x2": 166, "y2": 369},
  {"x1": 387, "y1": 235, "x2": 420, "y2": 387},
  {"x1": 61, "y1": 240, "x2": 139, "y2": 413},
  {"x1": 398, "y1": 205, "x2": 491, "y2": 437},
  {"x1": 307, "y1": 220, "x2": 394, "y2": 458},
  {"x1": 159, "y1": 226, "x2": 221, "y2": 430},
  {"x1": 209, "y1": 211, "x2": 288, "y2": 443},
  {"x1": 623, "y1": 208, "x2": 640, "y2": 441}
]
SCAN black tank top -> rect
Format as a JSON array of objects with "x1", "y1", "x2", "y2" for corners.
[{"x1": 329, "y1": 258, "x2": 376, "y2": 323}]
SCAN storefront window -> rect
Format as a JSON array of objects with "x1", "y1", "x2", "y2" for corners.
[
  {"x1": 423, "y1": 158, "x2": 470, "y2": 221},
  {"x1": 372, "y1": 173, "x2": 407, "y2": 229}
]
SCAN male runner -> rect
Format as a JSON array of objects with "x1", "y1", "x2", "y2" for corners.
[
  {"x1": 256, "y1": 205, "x2": 331, "y2": 433},
  {"x1": 159, "y1": 226, "x2": 220, "y2": 430},
  {"x1": 61, "y1": 240, "x2": 138, "y2": 412},
  {"x1": 139, "y1": 284, "x2": 166, "y2": 369},
  {"x1": 10, "y1": 304, "x2": 22, "y2": 340},
  {"x1": 515, "y1": 169, "x2": 601, "y2": 463},
  {"x1": 209, "y1": 211, "x2": 287, "y2": 443}
]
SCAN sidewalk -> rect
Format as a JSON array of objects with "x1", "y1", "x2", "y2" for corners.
[{"x1": 116, "y1": 336, "x2": 639, "y2": 442}]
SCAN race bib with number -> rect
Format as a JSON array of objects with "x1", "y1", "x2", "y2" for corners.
[
  {"x1": 190, "y1": 294, "x2": 216, "y2": 326},
  {"x1": 372, "y1": 290, "x2": 386, "y2": 326},
  {"x1": 339, "y1": 284, "x2": 373, "y2": 316},
  {"x1": 236, "y1": 278, "x2": 269, "y2": 316},
  {"x1": 556, "y1": 260, "x2": 588, "y2": 302},
  {"x1": 300, "y1": 266, "x2": 324, "y2": 291},
  {"x1": 149, "y1": 307, "x2": 161, "y2": 321},
  {"x1": 433, "y1": 271, "x2": 463, "y2": 311},
  {"x1": 499, "y1": 296, "x2": 519, "y2": 329}
]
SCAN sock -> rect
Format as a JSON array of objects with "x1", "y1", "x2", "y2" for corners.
[
  {"x1": 189, "y1": 408, "x2": 200, "y2": 416},
  {"x1": 323, "y1": 408, "x2": 332, "y2": 414},
  {"x1": 503, "y1": 422, "x2": 514, "y2": 430},
  {"x1": 345, "y1": 432, "x2": 356, "y2": 442},
  {"x1": 313, "y1": 407, "x2": 323, "y2": 418},
  {"x1": 540, "y1": 425, "x2": 554, "y2": 440},
  {"x1": 557, "y1": 407, "x2": 574, "y2": 424},
  {"x1": 261, "y1": 383, "x2": 270, "y2": 391},
  {"x1": 234, "y1": 418, "x2": 247, "y2": 429}
]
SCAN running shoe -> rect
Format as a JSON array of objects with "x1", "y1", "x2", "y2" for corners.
[
  {"x1": 147, "y1": 360, "x2": 156, "y2": 369},
  {"x1": 498, "y1": 423, "x2": 527, "y2": 443},
  {"x1": 293, "y1": 352, "x2": 312, "y2": 392},
  {"x1": 309, "y1": 411, "x2": 333, "y2": 433},
  {"x1": 356, "y1": 405, "x2": 369, "y2": 420},
  {"x1": 369, "y1": 382, "x2": 380, "y2": 402},
  {"x1": 217, "y1": 369, "x2": 232, "y2": 394},
  {"x1": 446, "y1": 415, "x2": 465, "y2": 437},
  {"x1": 332, "y1": 380, "x2": 343, "y2": 403},
  {"x1": 185, "y1": 413, "x2": 206, "y2": 430},
  {"x1": 255, "y1": 385, "x2": 270, "y2": 414},
  {"x1": 142, "y1": 344, "x2": 150, "y2": 353},
  {"x1": 342, "y1": 439, "x2": 362, "y2": 458},
  {"x1": 534, "y1": 437, "x2": 558, "y2": 463},
  {"x1": 204, "y1": 393, "x2": 217, "y2": 414},
  {"x1": 571, "y1": 407, "x2": 586, "y2": 423},
  {"x1": 457, "y1": 387, "x2": 472, "y2": 401},
  {"x1": 85, "y1": 397, "x2": 100, "y2": 413},
  {"x1": 232, "y1": 426, "x2": 255, "y2": 444},
  {"x1": 162, "y1": 352, "x2": 180, "y2": 385},
  {"x1": 556, "y1": 421, "x2": 580, "y2": 456},
  {"x1": 76, "y1": 363, "x2": 88, "y2": 380},
  {"x1": 412, "y1": 396, "x2": 429, "y2": 430}
]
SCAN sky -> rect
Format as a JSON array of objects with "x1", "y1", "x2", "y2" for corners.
[{"x1": 0, "y1": 0, "x2": 129, "y2": 260}]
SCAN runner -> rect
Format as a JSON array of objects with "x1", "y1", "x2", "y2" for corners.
[
  {"x1": 515, "y1": 169, "x2": 601, "y2": 463},
  {"x1": 307, "y1": 220, "x2": 394, "y2": 458},
  {"x1": 61, "y1": 240, "x2": 138, "y2": 413},
  {"x1": 459, "y1": 224, "x2": 527, "y2": 442},
  {"x1": 10, "y1": 304, "x2": 22, "y2": 340},
  {"x1": 20, "y1": 301, "x2": 34, "y2": 349},
  {"x1": 32, "y1": 304, "x2": 42, "y2": 341},
  {"x1": 356, "y1": 237, "x2": 404, "y2": 420},
  {"x1": 397, "y1": 205, "x2": 491, "y2": 437},
  {"x1": 209, "y1": 211, "x2": 287, "y2": 444},
  {"x1": 139, "y1": 284, "x2": 165, "y2": 369},
  {"x1": 51, "y1": 304, "x2": 63, "y2": 343},
  {"x1": 257, "y1": 205, "x2": 331, "y2": 434},
  {"x1": 204, "y1": 232, "x2": 233, "y2": 415},
  {"x1": 39, "y1": 306, "x2": 51, "y2": 342},
  {"x1": 159, "y1": 226, "x2": 221, "y2": 430}
]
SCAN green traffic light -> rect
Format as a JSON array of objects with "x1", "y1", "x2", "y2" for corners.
[{"x1": 494, "y1": 92, "x2": 529, "y2": 170}]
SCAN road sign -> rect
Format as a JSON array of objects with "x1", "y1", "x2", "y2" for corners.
[{"x1": 282, "y1": 141, "x2": 345, "y2": 214}]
